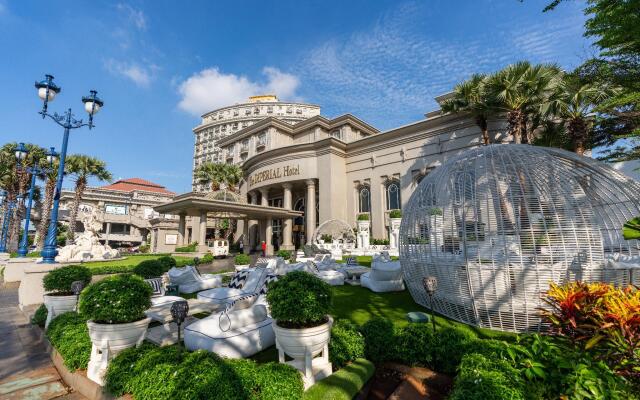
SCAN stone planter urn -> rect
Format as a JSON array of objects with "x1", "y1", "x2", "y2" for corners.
[
  {"x1": 273, "y1": 316, "x2": 333, "y2": 389},
  {"x1": 357, "y1": 220, "x2": 370, "y2": 249},
  {"x1": 86, "y1": 317, "x2": 151, "y2": 385},
  {"x1": 389, "y1": 218, "x2": 402, "y2": 249},
  {"x1": 43, "y1": 294, "x2": 78, "y2": 329}
]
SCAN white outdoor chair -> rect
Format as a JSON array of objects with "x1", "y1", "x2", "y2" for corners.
[
  {"x1": 295, "y1": 261, "x2": 344, "y2": 286},
  {"x1": 197, "y1": 267, "x2": 269, "y2": 306},
  {"x1": 184, "y1": 274, "x2": 279, "y2": 358},
  {"x1": 145, "y1": 277, "x2": 185, "y2": 307},
  {"x1": 167, "y1": 265, "x2": 223, "y2": 294},
  {"x1": 361, "y1": 256, "x2": 404, "y2": 292}
]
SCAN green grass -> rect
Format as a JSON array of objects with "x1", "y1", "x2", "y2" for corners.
[
  {"x1": 335, "y1": 255, "x2": 399, "y2": 268},
  {"x1": 82, "y1": 254, "x2": 194, "y2": 275},
  {"x1": 9, "y1": 251, "x2": 41, "y2": 258},
  {"x1": 303, "y1": 358, "x2": 374, "y2": 400}
]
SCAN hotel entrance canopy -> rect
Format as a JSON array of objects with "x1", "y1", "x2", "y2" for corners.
[{"x1": 154, "y1": 191, "x2": 303, "y2": 219}]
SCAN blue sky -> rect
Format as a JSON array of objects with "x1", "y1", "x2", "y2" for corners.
[{"x1": 0, "y1": 0, "x2": 591, "y2": 193}]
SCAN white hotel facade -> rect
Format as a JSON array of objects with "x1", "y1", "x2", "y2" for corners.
[{"x1": 154, "y1": 94, "x2": 507, "y2": 254}]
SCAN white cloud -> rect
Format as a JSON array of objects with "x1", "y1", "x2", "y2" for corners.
[
  {"x1": 116, "y1": 3, "x2": 147, "y2": 30},
  {"x1": 105, "y1": 59, "x2": 158, "y2": 87},
  {"x1": 177, "y1": 67, "x2": 301, "y2": 116}
]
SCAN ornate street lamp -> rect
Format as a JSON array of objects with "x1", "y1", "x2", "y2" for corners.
[
  {"x1": 171, "y1": 300, "x2": 189, "y2": 355},
  {"x1": 422, "y1": 276, "x2": 438, "y2": 334},
  {"x1": 15, "y1": 144, "x2": 58, "y2": 257},
  {"x1": 0, "y1": 189, "x2": 7, "y2": 252},
  {"x1": 0, "y1": 193, "x2": 24, "y2": 253},
  {"x1": 34, "y1": 74, "x2": 104, "y2": 264}
]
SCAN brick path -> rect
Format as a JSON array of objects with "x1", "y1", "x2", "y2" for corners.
[{"x1": 0, "y1": 276, "x2": 82, "y2": 399}]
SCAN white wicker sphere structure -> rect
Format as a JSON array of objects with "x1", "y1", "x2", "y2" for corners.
[{"x1": 399, "y1": 144, "x2": 640, "y2": 333}]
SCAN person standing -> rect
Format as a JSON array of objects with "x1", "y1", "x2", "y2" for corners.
[
  {"x1": 239, "y1": 240, "x2": 244, "y2": 253},
  {"x1": 261, "y1": 241, "x2": 267, "y2": 257}
]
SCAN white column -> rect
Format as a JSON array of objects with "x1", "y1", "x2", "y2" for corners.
[
  {"x1": 306, "y1": 180, "x2": 316, "y2": 245},
  {"x1": 259, "y1": 189, "x2": 269, "y2": 249},
  {"x1": 242, "y1": 218, "x2": 250, "y2": 254},
  {"x1": 178, "y1": 214, "x2": 186, "y2": 245},
  {"x1": 198, "y1": 211, "x2": 207, "y2": 252},
  {"x1": 249, "y1": 192, "x2": 258, "y2": 250},
  {"x1": 282, "y1": 183, "x2": 294, "y2": 250}
]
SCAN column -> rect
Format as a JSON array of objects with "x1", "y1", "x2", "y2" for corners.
[
  {"x1": 306, "y1": 179, "x2": 316, "y2": 244},
  {"x1": 282, "y1": 183, "x2": 294, "y2": 250},
  {"x1": 106, "y1": 222, "x2": 112, "y2": 246},
  {"x1": 265, "y1": 219, "x2": 273, "y2": 255},
  {"x1": 198, "y1": 211, "x2": 207, "y2": 252},
  {"x1": 248, "y1": 192, "x2": 258, "y2": 250},
  {"x1": 259, "y1": 188, "x2": 269, "y2": 250},
  {"x1": 178, "y1": 214, "x2": 186, "y2": 245},
  {"x1": 242, "y1": 218, "x2": 250, "y2": 254}
]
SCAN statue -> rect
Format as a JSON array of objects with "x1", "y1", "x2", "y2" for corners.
[{"x1": 55, "y1": 207, "x2": 120, "y2": 263}]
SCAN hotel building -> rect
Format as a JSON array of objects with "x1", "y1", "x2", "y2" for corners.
[{"x1": 154, "y1": 93, "x2": 508, "y2": 254}]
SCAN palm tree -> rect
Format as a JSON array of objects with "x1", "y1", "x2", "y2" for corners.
[
  {"x1": 546, "y1": 76, "x2": 617, "y2": 155},
  {"x1": 64, "y1": 155, "x2": 112, "y2": 241},
  {"x1": 487, "y1": 61, "x2": 563, "y2": 144},
  {"x1": 441, "y1": 74, "x2": 494, "y2": 145},
  {"x1": 195, "y1": 162, "x2": 243, "y2": 191},
  {"x1": 35, "y1": 165, "x2": 58, "y2": 250}
]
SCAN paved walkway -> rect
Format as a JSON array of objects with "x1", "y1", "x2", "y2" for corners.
[{"x1": 0, "y1": 277, "x2": 81, "y2": 399}]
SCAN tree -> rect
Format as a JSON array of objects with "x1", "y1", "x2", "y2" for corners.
[
  {"x1": 486, "y1": 61, "x2": 563, "y2": 144},
  {"x1": 546, "y1": 75, "x2": 617, "y2": 155},
  {"x1": 195, "y1": 162, "x2": 242, "y2": 191},
  {"x1": 441, "y1": 74, "x2": 494, "y2": 145},
  {"x1": 64, "y1": 155, "x2": 112, "y2": 241},
  {"x1": 35, "y1": 165, "x2": 58, "y2": 250}
]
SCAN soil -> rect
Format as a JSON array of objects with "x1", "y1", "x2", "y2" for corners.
[{"x1": 358, "y1": 363, "x2": 453, "y2": 400}]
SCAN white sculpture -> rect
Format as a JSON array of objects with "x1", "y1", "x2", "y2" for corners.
[
  {"x1": 357, "y1": 220, "x2": 370, "y2": 249},
  {"x1": 55, "y1": 208, "x2": 120, "y2": 263},
  {"x1": 389, "y1": 217, "x2": 401, "y2": 249}
]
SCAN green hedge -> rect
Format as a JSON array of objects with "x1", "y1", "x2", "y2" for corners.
[
  {"x1": 329, "y1": 319, "x2": 365, "y2": 370},
  {"x1": 105, "y1": 343, "x2": 303, "y2": 399},
  {"x1": 46, "y1": 312, "x2": 91, "y2": 371},
  {"x1": 133, "y1": 259, "x2": 165, "y2": 278},
  {"x1": 31, "y1": 304, "x2": 48, "y2": 327},
  {"x1": 303, "y1": 358, "x2": 374, "y2": 400},
  {"x1": 175, "y1": 242, "x2": 197, "y2": 253}
]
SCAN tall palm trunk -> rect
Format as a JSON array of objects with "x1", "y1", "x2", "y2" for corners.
[
  {"x1": 568, "y1": 118, "x2": 588, "y2": 156},
  {"x1": 36, "y1": 177, "x2": 56, "y2": 250},
  {"x1": 68, "y1": 176, "x2": 87, "y2": 242},
  {"x1": 475, "y1": 116, "x2": 490, "y2": 145},
  {"x1": 507, "y1": 110, "x2": 523, "y2": 144},
  {"x1": 8, "y1": 172, "x2": 31, "y2": 251}
]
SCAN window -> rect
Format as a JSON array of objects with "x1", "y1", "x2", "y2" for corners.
[
  {"x1": 105, "y1": 204, "x2": 128, "y2": 215},
  {"x1": 358, "y1": 185, "x2": 371, "y2": 213},
  {"x1": 233, "y1": 110, "x2": 239, "y2": 116},
  {"x1": 267, "y1": 106, "x2": 273, "y2": 113},
  {"x1": 256, "y1": 132, "x2": 267, "y2": 149},
  {"x1": 268, "y1": 198, "x2": 283, "y2": 208},
  {"x1": 330, "y1": 130, "x2": 342, "y2": 140},
  {"x1": 108, "y1": 223, "x2": 130, "y2": 235},
  {"x1": 245, "y1": 109, "x2": 251, "y2": 115},
  {"x1": 254, "y1": 107, "x2": 260, "y2": 114},
  {"x1": 386, "y1": 180, "x2": 401, "y2": 210}
]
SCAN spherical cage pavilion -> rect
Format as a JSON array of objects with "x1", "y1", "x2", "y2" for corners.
[{"x1": 399, "y1": 144, "x2": 640, "y2": 333}]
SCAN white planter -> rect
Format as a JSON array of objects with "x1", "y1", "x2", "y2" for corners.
[
  {"x1": 87, "y1": 317, "x2": 150, "y2": 385},
  {"x1": 274, "y1": 316, "x2": 333, "y2": 389},
  {"x1": 43, "y1": 294, "x2": 78, "y2": 329}
]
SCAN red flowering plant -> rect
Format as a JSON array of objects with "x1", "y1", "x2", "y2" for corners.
[{"x1": 540, "y1": 281, "x2": 640, "y2": 384}]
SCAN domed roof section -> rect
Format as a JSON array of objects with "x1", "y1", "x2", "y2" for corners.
[
  {"x1": 399, "y1": 144, "x2": 640, "y2": 333},
  {"x1": 313, "y1": 219, "x2": 357, "y2": 244}
]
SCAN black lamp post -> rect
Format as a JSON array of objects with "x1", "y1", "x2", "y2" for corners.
[
  {"x1": 422, "y1": 276, "x2": 438, "y2": 334},
  {"x1": 171, "y1": 300, "x2": 189, "y2": 355}
]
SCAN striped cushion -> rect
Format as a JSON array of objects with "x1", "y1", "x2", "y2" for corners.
[
  {"x1": 225, "y1": 293, "x2": 259, "y2": 313},
  {"x1": 345, "y1": 256, "x2": 358, "y2": 266},
  {"x1": 145, "y1": 278, "x2": 164, "y2": 297},
  {"x1": 259, "y1": 274, "x2": 279, "y2": 295},
  {"x1": 228, "y1": 270, "x2": 250, "y2": 289}
]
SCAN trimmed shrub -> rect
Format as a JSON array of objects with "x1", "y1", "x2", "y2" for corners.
[
  {"x1": 138, "y1": 244, "x2": 150, "y2": 253},
  {"x1": 449, "y1": 353, "x2": 525, "y2": 400},
  {"x1": 235, "y1": 253, "x2": 251, "y2": 265},
  {"x1": 46, "y1": 312, "x2": 91, "y2": 371},
  {"x1": 175, "y1": 257, "x2": 196, "y2": 267},
  {"x1": 133, "y1": 259, "x2": 164, "y2": 278},
  {"x1": 43, "y1": 265, "x2": 91, "y2": 295},
  {"x1": 394, "y1": 323, "x2": 435, "y2": 366},
  {"x1": 157, "y1": 255, "x2": 177, "y2": 270},
  {"x1": 175, "y1": 242, "x2": 197, "y2": 252},
  {"x1": 360, "y1": 317, "x2": 396, "y2": 363},
  {"x1": 389, "y1": 209, "x2": 402, "y2": 218},
  {"x1": 89, "y1": 264, "x2": 137, "y2": 276},
  {"x1": 31, "y1": 304, "x2": 48, "y2": 327},
  {"x1": 432, "y1": 327, "x2": 477, "y2": 374},
  {"x1": 356, "y1": 213, "x2": 370, "y2": 221},
  {"x1": 329, "y1": 319, "x2": 365, "y2": 370},
  {"x1": 78, "y1": 274, "x2": 151, "y2": 324},
  {"x1": 304, "y1": 358, "x2": 375, "y2": 400},
  {"x1": 105, "y1": 343, "x2": 303, "y2": 399},
  {"x1": 266, "y1": 270, "x2": 332, "y2": 328},
  {"x1": 276, "y1": 249, "x2": 291, "y2": 260},
  {"x1": 201, "y1": 252, "x2": 214, "y2": 264}
]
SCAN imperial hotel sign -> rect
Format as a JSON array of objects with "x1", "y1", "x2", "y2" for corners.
[{"x1": 177, "y1": 93, "x2": 506, "y2": 252}]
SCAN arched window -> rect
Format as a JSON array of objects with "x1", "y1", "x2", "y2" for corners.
[
  {"x1": 386, "y1": 180, "x2": 401, "y2": 210},
  {"x1": 358, "y1": 185, "x2": 371, "y2": 213}
]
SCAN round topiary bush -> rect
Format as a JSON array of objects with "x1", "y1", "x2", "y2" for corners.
[
  {"x1": 266, "y1": 270, "x2": 332, "y2": 328},
  {"x1": 234, "y1": 253, "x2": 251, "y2": 265},
  {"x1": 329, "y1": 319, "x2": 365, "y2": 369},
  {"x1": 78, "y1": 274, "x2": 152, "y2": 324},
  {"x1": 361, "y1": 317, "x2": 396, "y2": 363},
  {"x1": 157, "y1": 256, "x2": 177, "y2": 270},
  {"x1": 43, "y1": 265, "x2": 92, "y2": 295},
  {"x1": 133, "y1": 259, "x2": 164, "y2": 278}
]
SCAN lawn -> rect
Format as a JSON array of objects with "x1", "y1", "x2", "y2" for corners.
[{"x1": 81, "y1": 254, "x2": 195, "y2": 275}]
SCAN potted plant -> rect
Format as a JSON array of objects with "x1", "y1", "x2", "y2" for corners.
[
  {"x1": 42, "y1": 265, "x2": 92, "y2": 329},
  {"x1": 267, "y1": 271, "x2": 333, "y2": 386},
  {"x1": 79, "y1": 274, "x2": 152, "y2": 385},
  {"x1": 234, "y1": 253, "x2": 251, "y2": 271}
]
